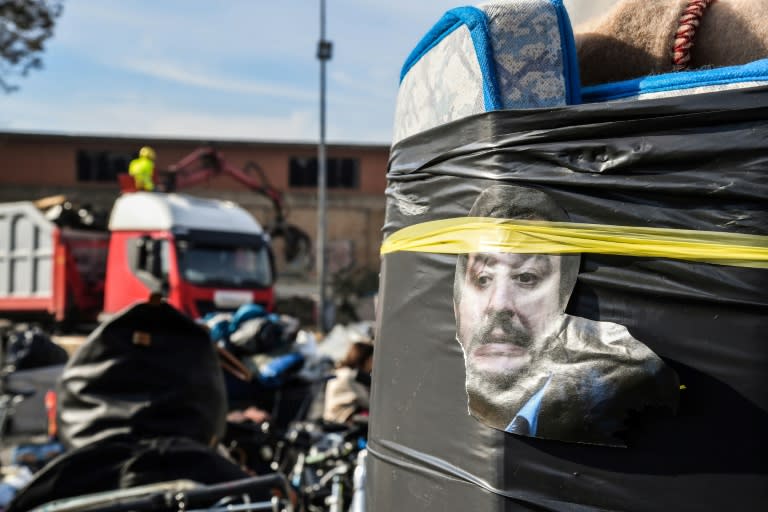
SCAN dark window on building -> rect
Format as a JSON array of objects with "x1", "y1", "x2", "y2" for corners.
[
  {"x1": 76, "y1": 150, "x2": 133, "y2": 182},
  {"x1": 289, "y1": 157, "x2": 317, "y2": 187},
  {"x1": 289, "y1": 157, "x2": 359, "y2": 189}
]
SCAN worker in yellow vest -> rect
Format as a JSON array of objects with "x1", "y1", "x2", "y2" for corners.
[{"x1": 128, "y1": 146, "x2": 156, "y2": 191}]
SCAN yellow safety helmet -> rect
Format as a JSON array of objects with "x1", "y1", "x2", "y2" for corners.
[{"x1": 139, "y1": 146, "x2": 156, "y2": 160}]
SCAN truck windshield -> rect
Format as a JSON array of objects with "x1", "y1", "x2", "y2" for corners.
[{"x1": 177, "y1": 243, "x2": 273, "y2": 288}]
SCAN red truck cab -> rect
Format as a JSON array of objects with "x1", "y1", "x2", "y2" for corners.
[{"x1": 102, "y1": 192, "x2": 275, "y2": 319}]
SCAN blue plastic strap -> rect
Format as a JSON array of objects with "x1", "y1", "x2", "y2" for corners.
[
  {"x1": 549, "y1": 0, "x2": 581, "y2": 104},
  {"x1": 582, "y1": 58, "x2": 768, "y2": 102}
]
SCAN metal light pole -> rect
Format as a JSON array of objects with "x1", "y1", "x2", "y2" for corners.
[{"x1": 317, "y1": 0, "x2": 332, "y2": 332}]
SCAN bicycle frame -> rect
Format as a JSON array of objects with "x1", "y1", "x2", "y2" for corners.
[{"x1": 30, "y1": 474, "x2": 294, "y2": 512}]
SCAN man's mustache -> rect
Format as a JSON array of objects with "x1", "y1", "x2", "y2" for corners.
[{"x1": 469, "y1": 312, "x2": 533, "y2": 350}]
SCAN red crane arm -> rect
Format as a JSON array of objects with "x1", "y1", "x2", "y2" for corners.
[
  {"x1": 159, "y1": 146, "x2": 310, "y2": 266},
  {"x1": 166, "y1": 147, "x2": 285, "y2": 221}
]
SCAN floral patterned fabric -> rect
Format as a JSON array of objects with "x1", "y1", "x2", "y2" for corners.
[{"x1": 392, "y1": 0, "x2": 573, "y2": 145}]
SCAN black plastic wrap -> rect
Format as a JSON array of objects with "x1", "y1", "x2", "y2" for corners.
[
  {"x1": 57, "y1": 301, "x2": 228, "y2": 450},
  {"x1": 369, "y1": 87, "x2": 768, "y2": 511}
]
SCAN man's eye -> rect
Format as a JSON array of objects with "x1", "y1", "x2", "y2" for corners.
[
  {"x1": 515, "y1": 272, "x2": 540, "y2": 286},
  {"x1": 474, "y1": 274, "x2": 492, "y2": 287}
]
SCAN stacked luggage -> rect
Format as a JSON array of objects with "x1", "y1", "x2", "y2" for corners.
[{"x1": 369, "y1": 1, "x2": 768, "y2": 511}]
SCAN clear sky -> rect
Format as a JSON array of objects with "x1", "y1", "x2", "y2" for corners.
[{"x1": 0, "y1": 0, "x2": 618, "y2": 145}]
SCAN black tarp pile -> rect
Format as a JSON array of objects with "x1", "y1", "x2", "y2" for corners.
[
  {"x1": 369, "y1": 89, "x2": 768, "y2": 511},
  {"x1": 2, "y1": 325, "x2": 68, "y2": 371}
]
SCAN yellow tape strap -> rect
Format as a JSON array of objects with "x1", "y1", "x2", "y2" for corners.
[{"x1": 380, "y1": 217, "x2": 768, "y2": 268}]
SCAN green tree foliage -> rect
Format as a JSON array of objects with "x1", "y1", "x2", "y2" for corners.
[{"x1": 0, "y1": 0, "x2": 63, "y2": 92}]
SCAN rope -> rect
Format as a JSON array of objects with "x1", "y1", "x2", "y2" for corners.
[{"x1": 672, "y1": 0, "x2": 717, "y2": 71}]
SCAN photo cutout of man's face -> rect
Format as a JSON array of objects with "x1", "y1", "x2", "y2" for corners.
[
  {"x1": 453, "y1": 185, "x2": 679, "y2": 445},
  {"x1": 456, "y1": 252, "x2": 563, "y2": 376}
]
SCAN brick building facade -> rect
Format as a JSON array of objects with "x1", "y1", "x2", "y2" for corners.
[{"x1": 0, "y1": 131, "x2": 390, "y2": 281}]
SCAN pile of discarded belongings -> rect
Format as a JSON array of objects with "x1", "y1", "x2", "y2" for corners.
[
  {"x1": 35, "y1": 195, "x2": 109, "y2": 232},
  {"x1": 202, "y1": 304, "x2": 334, "y2": 428}
]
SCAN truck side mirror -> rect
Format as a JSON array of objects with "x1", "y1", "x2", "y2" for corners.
[
  {"x1": 136, "y1": 235, "x2": 151, "y2": 271},
  {"x1": 148, "y1": 240, "x2": 163, "y2": 279},
  {"x1": 135, "y1": 236, "x2": 164, "y2": 279},
  {"x1": 129, "y1": 236, "x2": 167, "y2": 295}
]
